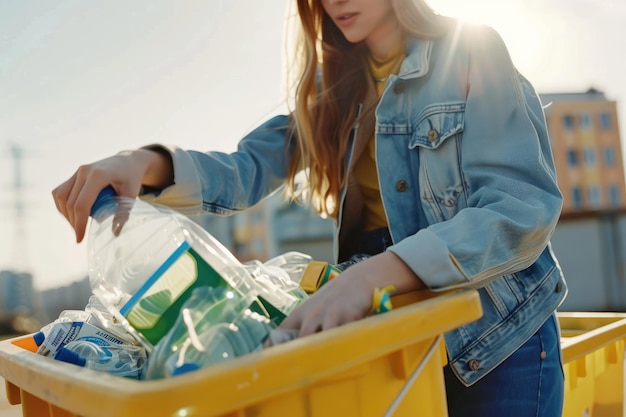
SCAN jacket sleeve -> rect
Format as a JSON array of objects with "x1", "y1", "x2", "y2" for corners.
[
  {"x1": 140, "y1": 115, "x2": 293, "y2": 215},
  {"x1": 389, "y1": 25, "x2": 563, "y2": 290}
]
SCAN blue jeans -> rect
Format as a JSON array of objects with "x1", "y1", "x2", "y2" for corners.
[{"x1": 444, "y1": 313, "x2": 564, "y2": 417}]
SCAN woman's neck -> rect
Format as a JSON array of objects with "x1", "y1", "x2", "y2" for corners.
[{"x1": 366, "y1": 19, "x2": 406, "y2": 61}]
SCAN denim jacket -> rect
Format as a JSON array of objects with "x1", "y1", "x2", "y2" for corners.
[{"x1": 146, "y1": 22, "x2": 567, "y2": 386}]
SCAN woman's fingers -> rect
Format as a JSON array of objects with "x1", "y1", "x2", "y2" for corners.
[
  {"x1": 51, "y1": 175, "x2": 75, "y2": 224},
  {"x1": 298, "y1": 310, "x2": 324, "y2": 337},
  {"x1": 278, "y1": 274, "x2": 373, "y2": 338},
  {"x1": 111, "y1": 198, "x2": 135, "y2": 237},
  {"x1": 277, "y1": 306, "x2": 303, "y2": 332},
  {"x1": 52, "y1": 164, "x2": 116, "y2": 242},
  {"x1": 52, "y1": 149, "x2": 169, "y2": 243}
]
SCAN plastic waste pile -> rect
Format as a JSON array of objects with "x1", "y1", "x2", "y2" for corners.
[
  {"x1": 31, "y1": 187, "x2": 368, "y2": 380},
  {"x1": 33, "y1": 295, "x2": 147, "y2": 379}
]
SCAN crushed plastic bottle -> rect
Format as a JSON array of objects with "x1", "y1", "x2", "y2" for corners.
[
  {"x1": 144, "y1": 254, "x2": 315, "y2": 379},
  {"x1": 243, "y1": 251, "x2": 311, "y2": 316},
  {"x1": 145, "y1": 286, "x2": 274, "y2": 379},
  {"x1": 87, "y1": 186, "x2": 300, "y2": 350},
  {"x1": 34, "y1": 309, "x2": 90, "y2": 356},
  {"x1": 83, "y1": 294, "x2": 137, "y2": 344},
  {"x1": 55, "y1": 340, "x2": 146, "y2": 379}
]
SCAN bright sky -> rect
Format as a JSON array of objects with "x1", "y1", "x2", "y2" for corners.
[{"x1": 1, "y1": 0, "x2": 625, "y2": 290}]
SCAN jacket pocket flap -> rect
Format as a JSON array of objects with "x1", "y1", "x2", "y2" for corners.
[{"x1": 410, "y1": 102, "x2": 465, "y2": 149}]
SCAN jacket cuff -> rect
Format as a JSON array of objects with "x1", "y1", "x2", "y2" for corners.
[
  {"x1": 388, "y1": 229, "x2": 468, "y2": 290},
  {"x1": 139, "y1": 144, "x2": 204, "y2": 215}
]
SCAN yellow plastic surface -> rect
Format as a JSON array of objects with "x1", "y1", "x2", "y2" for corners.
[
  {"x1": 0, "y1": 290, "x2": 482, "y2": 417},
  {"x1": 559, "y1": 312, "x2": 626, "y2": 417},
  {"x1": 298, "y1": 261, "x2": 328, "y2": 294}
]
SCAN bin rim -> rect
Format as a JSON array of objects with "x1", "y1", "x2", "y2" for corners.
[
  {"x1": 0, "y1": 289, "x2": 482, "y2": 417},
  {"x1": 558, "y1": 312, "x2": 626, "y2": 363}
]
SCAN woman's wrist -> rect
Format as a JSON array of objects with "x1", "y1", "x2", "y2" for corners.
[
  {"x1": 133, "y1": 147, "x2": 174, "y2": 189},
  {"x1": 347, "y1": 251, "x2": 426, "y2": 295}
]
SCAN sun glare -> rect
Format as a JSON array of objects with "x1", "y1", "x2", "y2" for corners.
[{"x1": 428, "y1": 0, "x2": 543, "y2": 75}]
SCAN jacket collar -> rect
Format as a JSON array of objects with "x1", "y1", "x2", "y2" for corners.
[
  {"x1": 348, "y1": 36, "x2": 432, "y2": 170},
  {"x1": 398, "y1": 37, "x2": 433, "y2": 80}
]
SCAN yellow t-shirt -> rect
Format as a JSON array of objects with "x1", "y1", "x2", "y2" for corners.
[{"x1": 353, "y1": 46, "x2": 405, "y2": 231}]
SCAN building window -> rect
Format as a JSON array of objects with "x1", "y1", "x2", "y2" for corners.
[
  {"x1": 563, "y1": 115, "x2": 575, "y2": 130},
  {"x1": 567, "y1": 149, "x2": 578, "y2": 166},
  {"x1": 580, "y1": 113, "x2": 592, "y2": 130},
  {"x1": 604, "y1": 147, "x2": 615, "y2": 166},
  {"x1": 588, "y1": 186, "x2": 601, "y2": 208},
  {"x1": 608, "y1": 185, "x2": 621, "y2": 207},
  {"x1": 600, "y1": 113, "x2": 612, "y2": 129},
  {"x1": 571, "y1": 187, "x2": 582, "y2": 209},
  {"x1": 583, "y1": 148, "x2": 596, "y2": 167}
]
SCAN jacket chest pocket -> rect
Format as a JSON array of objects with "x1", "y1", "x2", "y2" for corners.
[{"x1": 410, "y1": 102, "x2": 467, "y2": 223}]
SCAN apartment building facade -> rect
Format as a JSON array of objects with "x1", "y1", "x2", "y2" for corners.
[
  {"x1": 540, "y1": 88, "x2": 625, "y2": 214},
  {"x1": 540, "y1": 88, "x2": 626, "y2": 311}
]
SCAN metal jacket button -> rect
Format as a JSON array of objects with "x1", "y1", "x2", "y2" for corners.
[
  {"x1": 468, "y1": 359, "x2": 480, "y2": 371},
  {"x1": 393, "y1": 81, "x2": 405, "y2": 94},
  {"x1": 427, "y1": 129, "x2": 439, "y2": 142},
  {"x1": 555, "y1": 282, "x2": 563, "y2": 293},
  {"x1": 396, "y1": 180, "x2": 408, "y2": 192}
]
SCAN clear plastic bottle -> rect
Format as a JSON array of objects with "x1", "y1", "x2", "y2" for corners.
[
  {"x1": 54, "y1": 340, "x2": 147, "y2": 379},
  {"x1": 145, "y1": 286, "x2": 275, "y2": 379},
  {"x1": 33, "y1": 309, "x2": 90, "y2": 356},
  {"x1": 87, "y1": 186, "x2": 266, "y2": 349},
  {"x1": 243, "y1": 251, "x2": 311, "y2": 316}
]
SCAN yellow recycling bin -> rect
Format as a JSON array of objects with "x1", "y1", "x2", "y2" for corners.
[
  {"x1": 1, "y1": 290, "x2": 482, "y2": 417},
  {"x1": 559, "y1": 312, "x2": 626, "y2": 417}
]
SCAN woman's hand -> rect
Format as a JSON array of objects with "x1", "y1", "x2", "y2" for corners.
[
  {"x1": 278, "y1": 251, "x2": 425, "y2": 337},
  {"x1": 51, "y1": 148, "x2": 173, "y2": 243}
]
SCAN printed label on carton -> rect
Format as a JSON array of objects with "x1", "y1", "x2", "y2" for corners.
[{"x1": 41, "y1": 320, "x2": 132, "y2": 357}]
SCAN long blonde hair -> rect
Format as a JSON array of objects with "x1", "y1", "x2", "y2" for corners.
[{"x1": 285, "y1": 0, "x2": 451, "y2": 218}]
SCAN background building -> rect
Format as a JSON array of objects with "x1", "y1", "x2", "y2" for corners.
[
  {"x1": 540, "y1": 88, "x2": 626, "y2": 311},
  {"x1": 0, "y1": 270, "x2": 36, "y2": 333},
  {"x1": 36, "y1": 277, "x2": 92, "y2": 325},
  {"x1": 541, "y1": 88, "x2": 626, "y2": 214},
  {"x1": 199, "y1": 194, "x2": 334, "y2": 264},
  {"x1": 551, "y1": 210, "x2": 626, "y2": 311}
]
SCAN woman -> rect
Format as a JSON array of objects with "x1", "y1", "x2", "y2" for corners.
[{"x1": 52, "y1": 0, "x2": 566, "y2": 415}]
